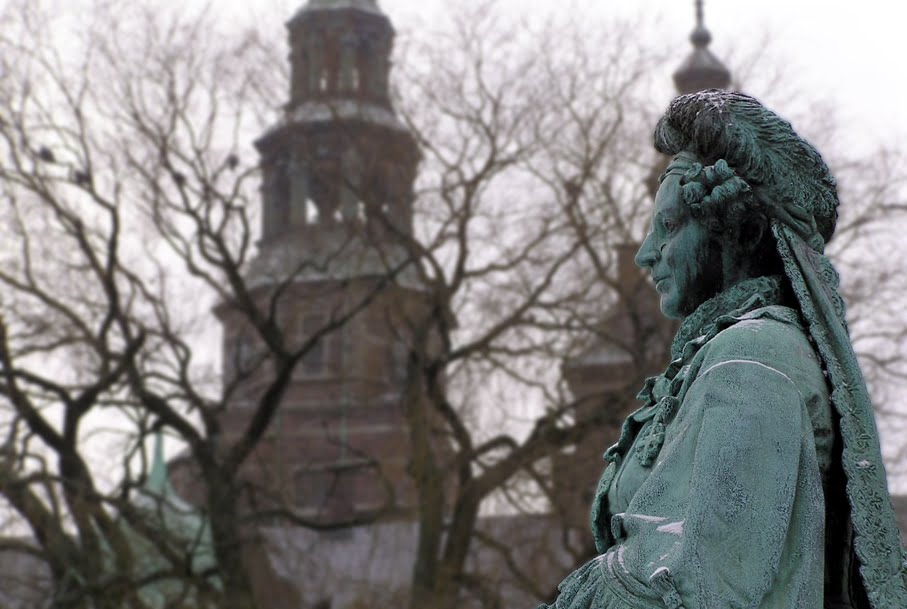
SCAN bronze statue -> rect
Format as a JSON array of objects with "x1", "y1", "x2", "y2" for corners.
[{"x1": 542, "y1": 90, "x2": 907, "y2": 609}]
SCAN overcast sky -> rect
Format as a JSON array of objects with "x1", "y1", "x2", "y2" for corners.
[{"x1": 211, "y1": 0, "x2": 906, "y2": 153}]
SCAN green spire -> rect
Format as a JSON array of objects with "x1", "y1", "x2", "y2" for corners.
[
  {"x1": 138, "y1": 432, "x2": 196, "y2": 520},
  {"x1": 127, "y1": 433, "x2": 221, "y2": 607},
  {"x1": 145, "y1": 431, "x2": 170, "y2": 495}
]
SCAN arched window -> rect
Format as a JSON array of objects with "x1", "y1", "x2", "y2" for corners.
[
  {"x1": 306, "y1": 37, "x2": 324, "y2": 94},
  {"x1": 263, "y1": 161, "x2": 290, "y2": 239},
  {"x1": 288, "y1": 158, "x2": 309, "y2": 225},
  {"x1": 294, "y1": 49, "x2": 308, "y2": 100},
  {"x1": 227, "y1": 330, "x2": 260, "y2": 386},
  {"x1": 340, "y1": 32, "x2": 358, "y2": 92},
  {"x1": 368, "y1": 38, "x2": 390, "y2": 96},
  {"x1": 310, "y1": 173, "x2": 338, "y2": 224}
]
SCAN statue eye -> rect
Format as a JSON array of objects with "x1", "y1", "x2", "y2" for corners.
[{"x1": 663, "y1": 219, "x2": 678, "y2": 233}]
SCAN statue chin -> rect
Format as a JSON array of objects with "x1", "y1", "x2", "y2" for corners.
[
  {"x1": 658, "y1": 299, "x2": 682, "y2": 321},
  {"x1": 654, "y1": 283, "x2": 680, "y2": 320}
]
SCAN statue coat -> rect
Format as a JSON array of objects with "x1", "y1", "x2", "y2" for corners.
[{"x1": 548, "y1": 299, "x2": 837, "y2": 609}]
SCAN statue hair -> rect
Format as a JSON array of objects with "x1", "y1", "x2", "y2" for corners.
[{"x1": 653, "y1": 90, "x2": 839, "y2": 245}]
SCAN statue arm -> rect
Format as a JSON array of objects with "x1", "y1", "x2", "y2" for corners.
[{"x1": 669, "y1": 359, "x2": 817, "y2": 607}]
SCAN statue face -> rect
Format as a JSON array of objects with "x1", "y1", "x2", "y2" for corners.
[{"x1": 635, "y1": 152, "x2": 723, "y2": 319}]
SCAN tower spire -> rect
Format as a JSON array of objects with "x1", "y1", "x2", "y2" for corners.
[
  {"x1": 672, "y1": 0, "x2": 731, "y2": 94},
  {"x1": 286, "y1": 0, "x2": 393, "y2": 111}
]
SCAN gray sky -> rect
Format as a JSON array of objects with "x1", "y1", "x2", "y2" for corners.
[{"x1": 212, "y1": 0, "x2": 906, "y2": 152}]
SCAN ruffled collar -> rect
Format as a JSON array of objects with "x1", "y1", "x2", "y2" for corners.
[
  {"x1": 634, "y1": 274, "x2": 788, "y2": 411},
  {"x1": 622, "y1": 275, "x2": 788, "y2": 468},
  {"x1": 670, "y1": 275, "x2": 785, "y2": 360}
]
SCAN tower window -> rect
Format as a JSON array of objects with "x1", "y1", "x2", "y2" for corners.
[
  {"x1": 295, "y1": 51, "x2": 308, "y2": 99},
  {"x1": 340, "y1": 32, "x2": 358, "y2": 92},
  {"x1": 289, "y1": 161, "x2": 309, "y2": 225},
  {"x1": 320, "y1": 70, "x2": 328, "y2": 92},
  {"x1": 262, "y1": 163, "x2": 290, "y2": 238},
  {"x1": 307, "y1": 37, "x2": 324, "y2": 94},
  {"x1": 352, "y1": 68, "x2": 360, "y2": 91}
]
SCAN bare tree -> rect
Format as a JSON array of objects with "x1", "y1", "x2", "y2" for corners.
[{"x1": 0, "y1": 1, "x2": 357, "y2": 606}]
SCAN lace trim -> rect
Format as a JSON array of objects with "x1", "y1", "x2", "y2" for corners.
[
  {"x1": 773, "y1": 221, "x2": 907, "y2": 607},
  {"x1": 669, "y1": 275, "x2": 784, "y2": 360},
  {"x1": 540, "y1": 556, "x2": 664, "y2": 609},
  {"x1": 630, "y1": 275, "x2": 786, "y2": 467}
]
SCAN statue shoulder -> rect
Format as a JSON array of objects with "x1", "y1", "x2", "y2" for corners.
[{"x1": 700, "y1": 305, "x2": 821, "y2": 378}]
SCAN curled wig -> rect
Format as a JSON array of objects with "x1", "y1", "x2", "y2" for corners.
[{"x1": 653, "y1": 90, "x2": 839, "y2": 246}]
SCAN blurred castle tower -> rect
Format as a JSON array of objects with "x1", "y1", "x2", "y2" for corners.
[{"x1": 215, "y1": 0, "x2": 423, "y2": 524}]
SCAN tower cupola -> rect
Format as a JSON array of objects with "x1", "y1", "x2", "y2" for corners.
[
  {"x1": 287, "y1": 0, "x2": 393, "y2": 109},
  {"x1": 672, "y1": 0, "x2": 731, "y2": 94},
  {"x1": 253, "y1": 0, "x2": 418, "y2": 262}
]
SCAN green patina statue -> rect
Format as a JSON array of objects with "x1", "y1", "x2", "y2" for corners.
[{"x1": 541, "y1": 90, "x2": 907, "y2": 609}]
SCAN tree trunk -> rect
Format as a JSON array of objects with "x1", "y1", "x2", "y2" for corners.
[{"x1": 207, "y1": 472, "x2": 258, "y2": 609}]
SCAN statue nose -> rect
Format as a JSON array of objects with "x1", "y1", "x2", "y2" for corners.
[{"x1": 636, "y1": 234, "x2": 658, "y2": 268}]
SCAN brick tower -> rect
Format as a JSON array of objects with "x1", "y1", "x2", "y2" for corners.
[{"x1": 216, "y1": 0, "x2": 421, "y2": 524}]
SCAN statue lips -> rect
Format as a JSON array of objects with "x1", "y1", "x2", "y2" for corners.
[{"x1": 653, "y1": 275, "x2": 670, "y2": 292}]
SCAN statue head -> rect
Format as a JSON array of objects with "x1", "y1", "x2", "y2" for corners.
[{"x1": 636, "y1": 89, "x2": 840, "y2": 319}]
